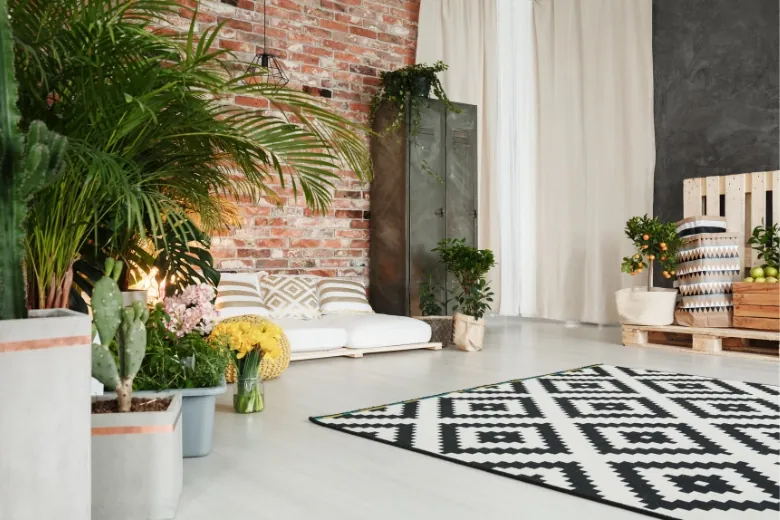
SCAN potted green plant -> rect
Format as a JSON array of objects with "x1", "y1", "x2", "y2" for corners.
[
  {"x1": 0, "y1": 3, "x2": 91, "y2": 517},
  {"x1": 134, "y1": 284, "x2": 231, "y2": 458},
  {"x1": 372, "y1": 61, "x2": 459, "y2": 138},
  {"x1": 744, "y1": 223, "x2": 779, "y2": 282},
  {"x1": 414, "y1": 274, "x2": 454, "y2": 347},
  {"x1": 90, "y1": 260, "x2": 182, "y2": 520},
  {"x1": 433, "y1": 239, "x2": 496, "y2": 352},
  {"x1": 616, "y1": 215, "x2": 682, "y2": 325}
]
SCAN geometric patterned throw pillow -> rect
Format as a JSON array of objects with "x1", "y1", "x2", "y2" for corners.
[
  {"x1": 316, "y1": 278, "x2": 374, "y2": 315},
  {"x1": 259, "y1": 275, "x2": 321, "y2": 319}
]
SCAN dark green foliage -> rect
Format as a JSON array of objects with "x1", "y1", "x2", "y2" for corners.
[
  {"x1": 0, "y1": 0, "x2": 68, "y2": 319},
  {"x1": 372, "y1": 61, "x2": 459, "y2": 138},
  {"x1": 747, "y1": 223, "x2": 779, "y2": 269},
  {"x1": 134, "y1": 304, "x2": 231, "y2": 391},
  {"x1": 433, "y1": 238, "x2": 496, "y2": 320},
  {"x1": 419, "y1": 274, "x2": 445, "y2": 316}
]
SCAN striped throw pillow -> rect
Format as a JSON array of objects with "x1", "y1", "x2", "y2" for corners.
[
  {"x1": 215, "y1": 273, "x2": 270, "y2": 319},
  {"x1": 317, "y1": 278, "x2": 374, "y2": 315}
]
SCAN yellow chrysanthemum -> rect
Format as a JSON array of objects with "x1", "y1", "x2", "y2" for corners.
[{"x1": 209, "y1": 320, "x2": 283, "y2": 359}]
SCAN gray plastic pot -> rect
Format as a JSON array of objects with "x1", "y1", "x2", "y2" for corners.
[{"x1": 137, "y1": 381, "x2": 226, "y2": 458}]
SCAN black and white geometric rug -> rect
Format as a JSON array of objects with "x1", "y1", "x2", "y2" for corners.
[{"x1": 310, "y1": 365, "x2": 780, "y2": 520}]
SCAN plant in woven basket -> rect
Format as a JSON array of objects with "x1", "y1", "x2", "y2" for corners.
[
  {"x1": 433, "y1": 239, "x2": 496, "y2": 320},
  {"x1": 620, "y1": 215, "x2": 682, "y2": 290},
  {"x1": 209, "y1": 320, "x2": 283, "y2": 414}
]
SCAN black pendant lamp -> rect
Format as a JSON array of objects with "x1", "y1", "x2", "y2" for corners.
[{"x1": 245, "y1": 0, "x2": 289, "y2": 88}]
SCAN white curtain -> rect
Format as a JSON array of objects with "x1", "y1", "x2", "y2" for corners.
[
  {"x1": 532, "y1": 0, "x2": 655, "y2": 324},
  {"x1": 416, "y1": 0, "x2": 654, "y2": 324},
  {"x1": 495, "y1": 0, "x2": 537, "y2": 317},
  {"x1": 416, "y1": 0, "x2": 501, "y2": 311}
]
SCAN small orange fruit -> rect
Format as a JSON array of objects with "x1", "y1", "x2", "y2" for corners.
[
  {"x1": 633, "y1": 254, "x2": 640, "y2": 260},
  {"x1": 660, "y1": 242, "x2": 667, "y2": 249},
  {"x1": 648, "y1": 255, "x2": 655, "y2": 261},
  {"x1": 670, "y1": 270, "x2": 675, "y2": 275},
  {"x1": 643, "y1": 234, "x2": 649, "y2": 240},
  {"x1": 642, "y1": 245, "x2": 649, "y2": 250},
  {"x1": 637, "y1": 268, "x2": 643, "y2": 273}
]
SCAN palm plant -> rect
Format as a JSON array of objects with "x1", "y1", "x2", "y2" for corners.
[{"x1": 10, "y1": 0, "x2": 371, "y2": 304}]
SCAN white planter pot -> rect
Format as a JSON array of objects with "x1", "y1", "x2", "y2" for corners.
[
  {"x1": 452, "y1": 312, "x2": 486, "y2": 352},
  {"x1": 615, "y1": 287, "x2": 678, "y2": 326},
  {"x1": 136, "y1": 382, "x2": 226, "y2": 458},
  {"x1": 92, "y1": 393, "x2": 183, "y2": 520},
  {"x1": 0, "y1": 309, "x2": 92, "y2": 520}
]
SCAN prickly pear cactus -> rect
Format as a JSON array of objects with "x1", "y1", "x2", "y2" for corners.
[
  {"x1": 90, "y1": 260, "x2": 149, "y2": 412},
  {"x1": 120, "y1": 300, "x2": 149, "y2": 380},
  {"x1": 91, "y1": 258, "x2": 123, "y2": 345}
]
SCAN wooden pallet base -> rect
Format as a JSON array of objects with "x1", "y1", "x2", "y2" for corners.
[
  {"x1": 622, "y1": 324, "x2": 779, "y2": 361},
  {"x1": 290, "y1": 342, "x2": 443, "y2": 362}
]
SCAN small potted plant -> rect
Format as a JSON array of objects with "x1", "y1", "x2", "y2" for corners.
[
  {"x1": 616, "y1": 215, "x2": 682, "y2": 325},
  {"x1": 744, "y1": 223, "x2": 779, "y2": 283},
  {"x1": 209, "y1": 319, "x2": 284, "y2": 414},
  {"x1": 372, "y1": 61, "x2": 459, "y2": 138},
  {"x1": 90, "y1": 259, "x2": 182, "y2": 520},
  {"x1": 433, "y1": 239, "x2": 496, "y2": 352},
  {"x1": 414, "y1": 274, "x2": 454, "y2": 346},
  {"x1": 134, "y1": 283, "x2": 230, "y2": 458}
]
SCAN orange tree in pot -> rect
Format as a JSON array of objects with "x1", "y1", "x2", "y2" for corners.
[
  {"x1": 616, "y1": 215, "x2": 682, "y2": 326},
  {"x1": 433, "y1": 239, "x2": 496, "y2": 352}
]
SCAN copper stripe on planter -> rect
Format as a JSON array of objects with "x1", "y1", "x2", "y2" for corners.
[
  {"x1": 91, "y1": 410, "x2": 182, "y2": 437},
  {"x1": 0, "y1": 334, "x2": 91, "y2": 353}
]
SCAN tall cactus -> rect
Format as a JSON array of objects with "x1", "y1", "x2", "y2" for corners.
[
  {"x1": 0, "y1": 0, "x2": 68, "y2": 320},
  {"x1": 91, "y1": 260, "x2": 150, "y2": 412}
]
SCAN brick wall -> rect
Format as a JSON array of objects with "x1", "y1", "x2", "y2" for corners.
[{"x1": 170, "y1": 0, "x2": 420, "y2": 282}]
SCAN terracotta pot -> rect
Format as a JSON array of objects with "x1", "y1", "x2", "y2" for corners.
[
  {"x1": 452, "y1": 312, "x2": 486, "y2": 352},
  {"x1": 615, "y1": 287, "x2": 678, "y2": 326}
]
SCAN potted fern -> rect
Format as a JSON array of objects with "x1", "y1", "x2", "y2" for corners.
[
  {"x1": 433, "y1": 239, "x2": 496, "y2": 352},
  {"x1": 414, "y1": 274, "x2": 454, "y2": 347},
  {"x1": 616, "y1": 215, "x2": 681, "y2": 325}
]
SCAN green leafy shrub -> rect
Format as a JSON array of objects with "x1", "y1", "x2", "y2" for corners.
[
  {"x1": 748, "y1": 223, "x2": 779, "y2": 269},
  {"x1": 433, "y1": 239, "x2": 496, "y2": 320},
  {"x1": 134, "y1": 304, "x2": 231, "y2": 391},
  {"x1": 419, "y1": 274, "x2": 446, "y2": 316}
]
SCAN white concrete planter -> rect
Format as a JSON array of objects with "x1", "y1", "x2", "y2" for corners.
[
  {"x1": 0, "y1": 309, "x2": 92, "y2": 520},
  {"x1": 92, "y1": 393, "x2": 183, "y2": 520},
  {"x1": 615, "y1": 287, "x2": 678, "y2": 326},
  {"x1": 137, "y1": 382, "x2": 226, "y2": 458},
  {"x1": 452, "y1": 312, "x2": 486, "y2": 352}
]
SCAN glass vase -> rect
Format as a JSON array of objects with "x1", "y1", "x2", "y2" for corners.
[{"x1": 233, "y1": 377, "x2": 264, "y2": 414}]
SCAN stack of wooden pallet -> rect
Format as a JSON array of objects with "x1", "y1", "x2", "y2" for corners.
[{"x1": 621, "y1": 171, "x2": 780, "y2": 360}]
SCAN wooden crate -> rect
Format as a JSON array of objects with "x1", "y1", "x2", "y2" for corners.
[
  {"x1": 683, "y1": 171, "x2": 780, "y2": 273},
  {"x1": 622, "y1": 324, "x2": 779, "y2": 360},
  {"x1": 733, "y1": 282, "x2": 780, "y2": 332}
]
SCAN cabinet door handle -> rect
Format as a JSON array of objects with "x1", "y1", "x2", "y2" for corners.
[
  {"x1": 435, "y1": 208, "x2": 445, "y2": 217},
  {"x1": 472, "y1": 210, "x2": 478, "y2": 218}
]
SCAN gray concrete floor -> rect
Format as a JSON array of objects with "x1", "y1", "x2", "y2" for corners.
[{"x1": 177, "y1": 317, "x2": 779, "y2": 520}]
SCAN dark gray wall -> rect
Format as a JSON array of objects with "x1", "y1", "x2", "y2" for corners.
[{"x1": 653, "y1": 0, "x2": 779, "y2": 224}]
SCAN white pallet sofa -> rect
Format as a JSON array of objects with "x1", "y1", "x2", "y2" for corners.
[{"x1": 216, "y1": 272, "x2": 441, "y2": 361}]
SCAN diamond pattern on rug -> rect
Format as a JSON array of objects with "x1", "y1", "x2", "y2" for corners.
[{"x1": 311, "y1": 365, "x2": 780, "y2": 520}]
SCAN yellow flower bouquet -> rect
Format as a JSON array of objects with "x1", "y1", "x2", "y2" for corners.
[{"x1": 209, "y1": 320, "x2": 283, "y2": 413}]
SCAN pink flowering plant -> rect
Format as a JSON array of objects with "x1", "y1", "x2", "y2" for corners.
[{"x1": 162, "y1": 283, "x2": 219, "y2": 338}]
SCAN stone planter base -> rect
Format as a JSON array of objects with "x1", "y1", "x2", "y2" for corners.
[
  {"x1": 452, "y1": 313, "x2": 486, "y2": 352},
  {"x1": 92, "y1": 393, "x2": 182, "y2": 520},
  {"x1": 0, "y1": 309, "x2": 91, "y2": 520}
]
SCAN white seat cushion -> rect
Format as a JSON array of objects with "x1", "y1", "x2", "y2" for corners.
[
  {"x1": 324, "y1": 314, "x2": 432, "y2": 349},
  {"x1": 273, "y1": 318, "x2": 347, "y2": 353}
]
